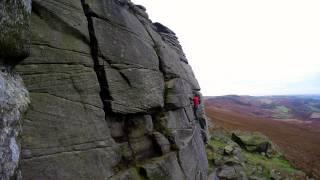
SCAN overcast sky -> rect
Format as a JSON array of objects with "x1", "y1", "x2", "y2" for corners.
[{"x1": 132, "y1": 0, "x2": 320, "y2": 96}]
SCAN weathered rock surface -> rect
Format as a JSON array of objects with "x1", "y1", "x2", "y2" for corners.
[
  {"x1": 0, "y1": 69, "x2": 29, "y2": 180},
  {"x1": 0, "y1": 0, "x2": 31, "y2": 65},
  {"x1": 0, "y1": 0, "x2": 31, "y2": 179},
  {"x1": 0, "y1": 0, "x2": 209, "y2": 179}
]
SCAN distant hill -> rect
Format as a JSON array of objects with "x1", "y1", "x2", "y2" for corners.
[{"x1": 205, "y1": 95, "x2": 320, "y2": 121}]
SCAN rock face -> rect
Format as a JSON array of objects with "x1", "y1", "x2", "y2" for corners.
[
  {"x1": 0, "y1": 0, "x2": 31, "y2": 179},
  {"x1": 2, "y1": 0, "x2": 209, "y2": 179}
]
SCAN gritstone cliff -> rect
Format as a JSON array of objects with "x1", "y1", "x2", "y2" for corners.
[{"x1": 0, "y1": 0, "x2": 209, "y2": 179}]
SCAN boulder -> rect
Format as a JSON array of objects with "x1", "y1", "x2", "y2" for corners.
[
  {"x1": 224, "y1": 145, "x2": 234, "y2": 155},
  {"x1": 232, "y1": 132, "x2": 273, "y2": 155},
  {"x1": 270, "y1": 169, "x2": 282, "y2": 180},
  {"x1": 217, "y1": 165, "x2": 238, "y2": 179},
  {"x1": 0, "y1": 0, "x2": 31, "y2": 65}
]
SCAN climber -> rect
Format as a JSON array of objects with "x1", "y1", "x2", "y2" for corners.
[
  {"x1": 193, "y1": 94, "x2": 200, "y2": 111},
  {"x1": 191, "y1": 94, "x2": 201, "y2": 120},
  {"x1": 191, "y1": 94, "x2": 208, "y2": 144},
  {"x1": 193, "y1": 94, "x2": 205, "y2": 127}
]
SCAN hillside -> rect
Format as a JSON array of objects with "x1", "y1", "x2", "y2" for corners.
[
  {"x1": 206, "y1": 130, "x2": 306, "y2": 179},
  {"x1": 205, "y1": 95, "x2": 320, "y2": 121},
  {"x1": 205, "y1": 95, "x2": 320, "y2": 179}
]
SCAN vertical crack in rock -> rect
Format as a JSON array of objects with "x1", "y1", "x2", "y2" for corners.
[
  {"x1": 80, "y1": 0, "x2": 112, "y2": 114},
  {"x1": 131, "y1": 13, "x2": 184, "y2": 158},
  {"x1": 176, "y1": 152, "x2": 189, "y2": 179},
  {"x1": 131, "y1": 11, "x2": 170, "y2": 132},
  {"x1": 130, "y1": 5, "x2": 209, "y2": 179},
  {"x1": 123, "y1": 117, "x2": 137, "y2": 160},
  {"x1": 118, "y1": 71, "x2": 132, "y2": 88},
  {"x1": 153, "y1": 43, "x2": 166, "y2": 82},
  {"x1": 79, "y1": 2, "x2": 142, "y2": 174},
  {"x1": 140, "y1": 25, "x2": 166, "y2": 78}
]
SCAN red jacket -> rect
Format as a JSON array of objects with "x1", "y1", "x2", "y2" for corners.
[{"x1": 193, "y1": 96, "x2": 200, "y2": 107}]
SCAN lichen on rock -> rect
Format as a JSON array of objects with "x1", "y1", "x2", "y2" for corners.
[
  {"x1": 0, "y1": 68, "x2": 30, "y2": 180},
  {"x1": 0, "y1": 0, "x2": 32, "y2": 65},
  {"x1": 0, "y1": 0, "x2": 31, "y2": 179}
]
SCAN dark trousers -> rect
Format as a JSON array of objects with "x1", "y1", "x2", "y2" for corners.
[
  {"x1": 193, "y1": 105, "x2": 198, "y2": 118},
  {"x1": 193, "y1": 106, "x2": 208, "y2": 144}
]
